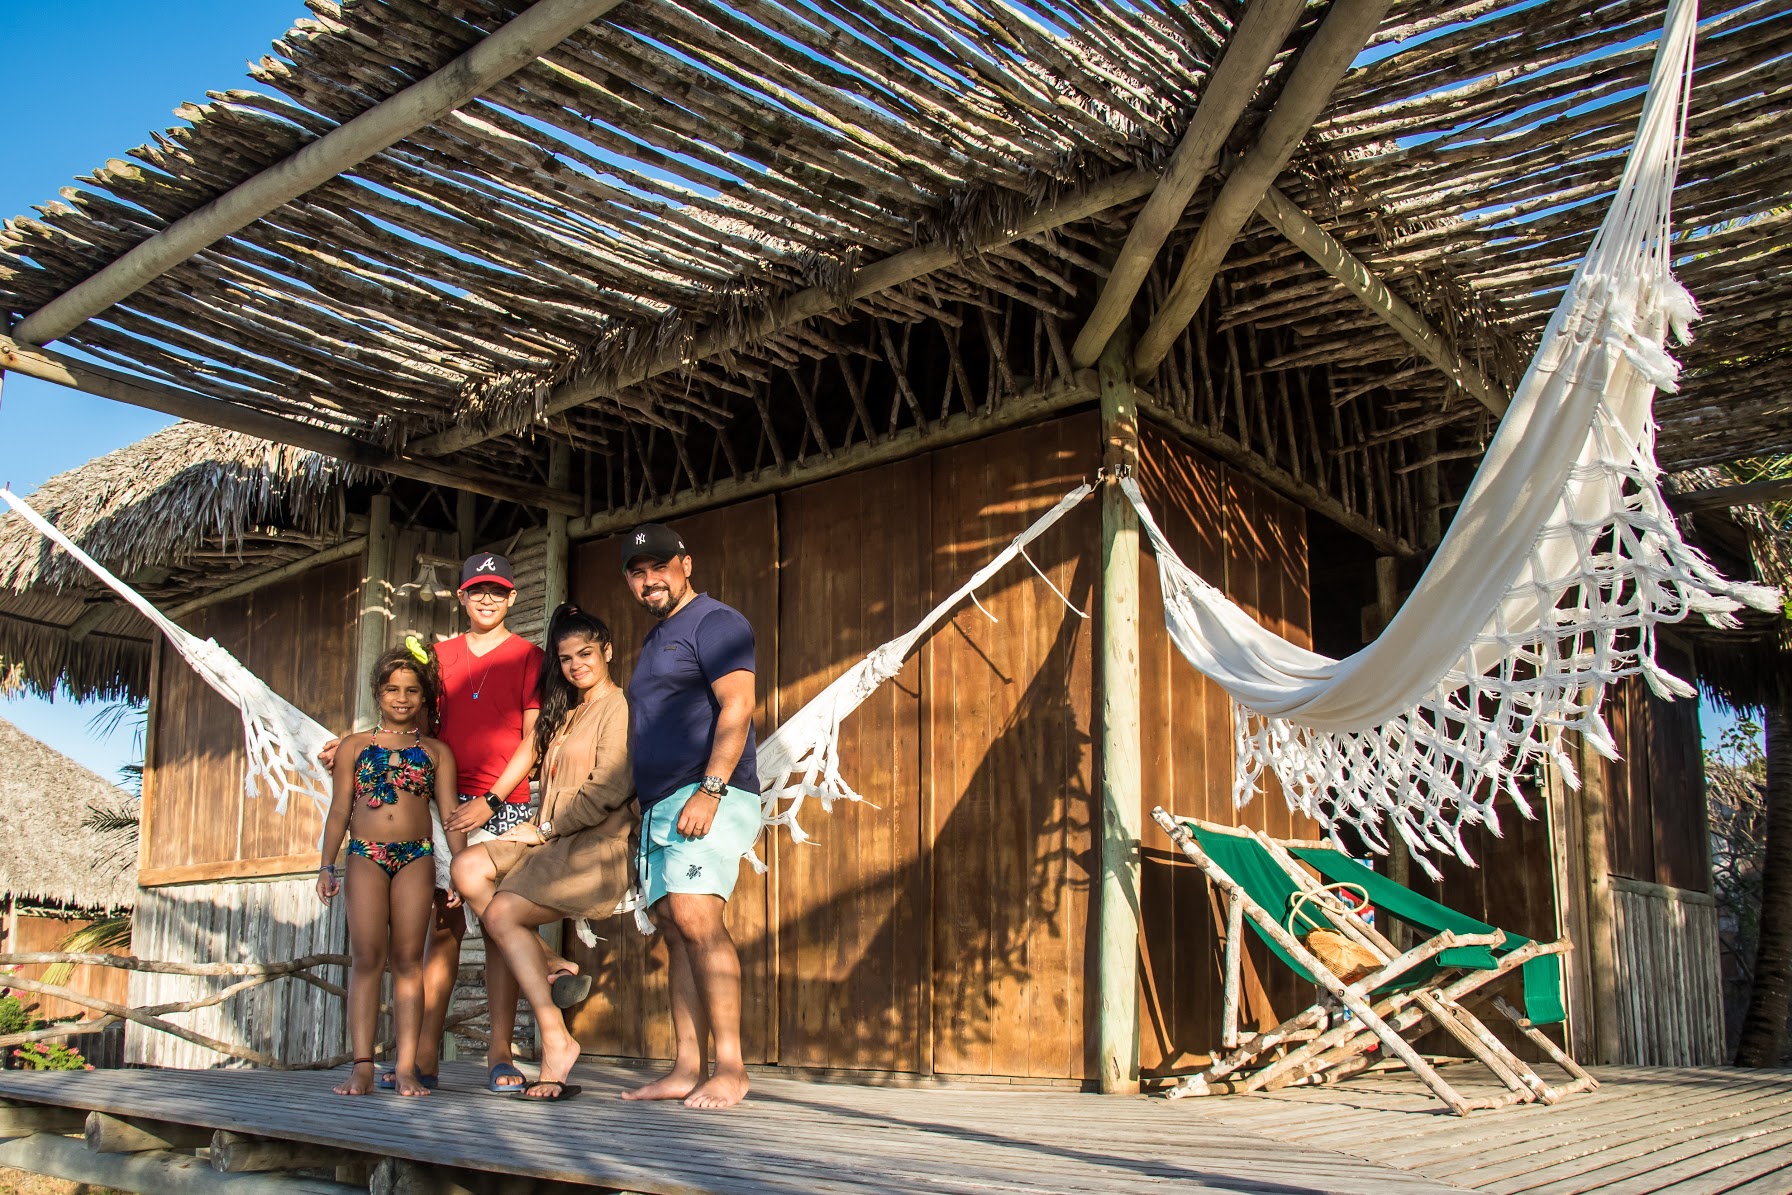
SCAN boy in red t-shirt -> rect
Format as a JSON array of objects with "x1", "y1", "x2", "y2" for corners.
[{"x1": 323, "y1": 553, "x2": 562, "y2": 1091}]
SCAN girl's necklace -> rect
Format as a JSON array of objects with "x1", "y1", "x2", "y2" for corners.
[
  {"x1": 375, "y1": 723, "x2": 422, "y2": 765},
  {"x1": 466, "y1": 633, "x2": 510, "y2": 701}
]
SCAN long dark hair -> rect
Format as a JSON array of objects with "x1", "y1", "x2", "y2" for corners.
[
  {"x1": 370, "y1": 635, "x2": 442, "y2": 734},
  {"x1": 534, "y1": 603, "x2": 614, "y2": 761}
]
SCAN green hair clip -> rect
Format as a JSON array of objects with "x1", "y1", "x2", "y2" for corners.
[{"x1": 404, "y1": 634, "x2": 430, "y2": 666}]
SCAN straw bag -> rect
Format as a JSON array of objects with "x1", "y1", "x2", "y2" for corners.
[{"x1": 1287, "y1": 885, "x2": 1382, "y2": 984}]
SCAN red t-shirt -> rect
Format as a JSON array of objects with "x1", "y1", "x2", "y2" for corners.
[{"x1": 435, "y1": 633, "x2": 543, "y2": 803}]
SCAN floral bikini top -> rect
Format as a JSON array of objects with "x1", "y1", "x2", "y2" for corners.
[{"x1": 353, "y1": 741, "x2": 436, "y2": 809}]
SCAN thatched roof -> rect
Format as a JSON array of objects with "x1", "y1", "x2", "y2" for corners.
[
  {"x1": 0, "y1": 422, "x2": 361, "y2": 699},
  {"x1": 0, "y1": 716, "x2": 137, "y2": 910},
  {"x1": 0, "y1": 0, "x2": 1785, "y2": 505}
]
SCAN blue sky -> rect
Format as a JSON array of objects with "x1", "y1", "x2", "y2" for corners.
[{"x1": 0, "y1": 0, "x2": 307, "y2": 782}]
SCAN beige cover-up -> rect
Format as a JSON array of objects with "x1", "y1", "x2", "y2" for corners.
[{"x1": 485, "y1": 684, "x2": 635, "y2": 921}]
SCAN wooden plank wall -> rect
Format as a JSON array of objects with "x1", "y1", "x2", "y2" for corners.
[
  {"x1": 1604, "y1": 656, "x2": 1711, "y2": 892},
  {"x1": 926, "y1": 419, "x2": 1098, "y2": 1081},
  {"x1": 8, "y1": 912, "x2": 131, "y2": 1022},
  {"x1": 126, "y1": 878, "x2": 346, "y2": 1068},
  {"x1": 1611, "y1": 877, "x2": 1725, "y2": 1065},
  {"x1": 563, "y1": 498, "x2": 781, "y2": 1067},
  {"x1": 142, "y1": 558, "x2": 359, "y2": 883},
  {"x1": 1134, "y1": 425, "x2": 1318, "y2": 1079},
  {"x1": 779, "y1": 459, "x2": 932, "y2": 1074}
]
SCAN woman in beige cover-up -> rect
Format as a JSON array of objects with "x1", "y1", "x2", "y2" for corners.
[{"x1": 450, "y1": 603, "x2": 637, "y2": 1101}]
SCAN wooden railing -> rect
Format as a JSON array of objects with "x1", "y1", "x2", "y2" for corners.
[{"x1": 0, "y1": 951, "x2": 487, "y2": 1069}]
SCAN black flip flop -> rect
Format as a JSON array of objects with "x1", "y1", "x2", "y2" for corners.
[
  {"x1": 550, "y1": 971, "x2": 594, "y2": 1008},
  {"x1": 515, "y1": 1080, "x2": 582, "y2": 1102}
]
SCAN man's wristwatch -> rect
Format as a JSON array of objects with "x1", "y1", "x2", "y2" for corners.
[
  {"x1": 699, "y1": 774, "x2": 727, "y2": 797},
  {"x1": 537, "y1": 819, "x2": 556, "y2": 841},
  {"x1": 481, "y1": 792, "x2": 500, "y2": 808}
]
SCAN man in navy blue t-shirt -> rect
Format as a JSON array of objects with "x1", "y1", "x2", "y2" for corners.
[{"x1": 617, "y1": 522, "x2": 759, "y2": 1110}]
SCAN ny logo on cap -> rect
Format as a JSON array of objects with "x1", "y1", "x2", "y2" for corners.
[
  {"x1": 476, "y1": 556, "x2": 497, "y2": 572},
  {"x1": 634, "y1": 532, "x2": 647, "y2": 545}
]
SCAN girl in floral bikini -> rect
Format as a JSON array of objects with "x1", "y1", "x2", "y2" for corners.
[{"x1": 317, "y1": 641, "x2": 465, "y2": 1096}]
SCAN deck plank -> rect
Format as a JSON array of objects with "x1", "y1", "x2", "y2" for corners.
[
  {"x1": 1168, "y1": 1067, "x2": 1792, "y2": 1195},
  {"x1": 0, "y1": 1063, "x2": 1460, "y2": 1195}
]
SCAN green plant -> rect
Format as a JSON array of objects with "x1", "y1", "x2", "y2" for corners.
[
  {"x1": 0, "y1": 988, "x2": 34, "y2": 1038},
  {"x1": 8, "y1": 1040, "x2": 92, "y2": 1071}
]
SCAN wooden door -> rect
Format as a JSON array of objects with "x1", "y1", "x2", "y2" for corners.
[
  {"x1": 926, "y1": 415, "x2": 1098, "y2": 1080},
  {"x1": 774, "y1": 460, "x2": 933, "y2": 1073}
]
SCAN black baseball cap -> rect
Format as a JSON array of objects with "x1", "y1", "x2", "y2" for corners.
[
  {"x1": 622, "y1": 524, "x2": 687, "y2": 569},
  {"x1": 458, "y1": 552, "x2": 516, "y2": 591}
]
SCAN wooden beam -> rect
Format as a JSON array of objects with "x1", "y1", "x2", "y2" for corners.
[
  {"x1": 1576, "y1": 717, "x2": 1623, "y2": 1066},
  {"x1": 1671, "y1": 476, "x2": 1792, "y2": 511},
  {"x1": 86, "y1": 1112, "x2": 214, "y2": 1154},
  {"x1": 1134, "y1": 0, "x2": 1397, "y2": 376},
  {"x1": 1255, "y1": 185, "x2": 1507, "y2": 415},
  {"x1": 13, "y1": 0, "x2": 624, "y2": 346},
  {"x1": 410, "y1": 174, "x2": 1156, "y2": 457},
  {"x1": 168, "y1": 537, "x2": 370, "y2": 620},
  {"x1": 65, "y1": 600, "x2": 115, "y2": 643},
  {"x1": 1070, "y1": 0, "x2": 1308, "y2": 369},
  {"x1": 0, "y1": 334, "x2": 579, "y2": 515},
  {"x1": 1097, "y1": 335, "x2": 1144, "y2": 1095},
  {"x1": 564, "y1": 369, "x2": 1101, "y2": 540},
  {"x1": 1139, "y1": 397, "x2": 1415, "y2": 557}
]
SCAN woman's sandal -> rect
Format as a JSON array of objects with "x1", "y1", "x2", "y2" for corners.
[
  {"x1": 515, "y1": 1079, "x2": 582, "y2": 1102},
  {"x1": 549, "y1": 970, "x2": 594, "y2": 1009},
  {"x1": 486, "y1": 1062, "x2": 527, "y2": 1093}
]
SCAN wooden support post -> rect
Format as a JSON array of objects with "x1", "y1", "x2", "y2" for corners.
[
  {"x1": 1416, "y1": 430, "x2": 1444, "y2": 549},
  {"x1": 1097, "y1": 334, "x2": 1143, "y2": 1095},
  {"x1": 86, "y1": 1111, "x2": 213, "y2": 1154},
  {"x1": 1221, "y1": 892, "x2": 1245, "y2": 1049},
  {"x1": 543, "y1": 441, "x2": 572, "y2": 615},
  {"x1": 455, "y1": 491, "x2": 477, "y2": 561},
  {"x1": 0, "y1": 1100, "x2": 86, "y2": 1136},
  {"x1": 354, "y1": 494, "x2": 394, "y2": 731},
  {"x1": 1576, "y1": 719, "x2": 1624, "y2": 1065},
  {"x1": 0, "y1": 1132, "x2": 359, "y2": 1195},
  {"x1": 211, "y1": 1131, "x2": 367, "y2": 1174}
]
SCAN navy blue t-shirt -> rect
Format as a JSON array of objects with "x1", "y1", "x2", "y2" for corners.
[{"x1": 626, "y1": 593, "x2": 758, "y2": 809}]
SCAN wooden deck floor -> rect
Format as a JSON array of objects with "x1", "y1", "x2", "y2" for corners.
[
  {"x1": 1171, "y1": 1066, "x2": 1792, "y2": 1194},
  {"x1": 1, "y1": 1062, "x2": 1788, "y2": 1193}
]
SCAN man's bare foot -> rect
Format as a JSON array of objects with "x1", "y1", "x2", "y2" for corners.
[
  {"x1": 683, "y1": 1065, "x2": 749, "y2": 1109},
  {"x1": 520, "y1": 1034, "x2": 580, "y2": 1100},
  {"x1": 333, "y1": 1062, "x2": 375, "y2": 1096},
  {"x1": 620, "y1": 1064, "x2": 703, "y2": 1101},
  {"x1": 394, "y1": 1070, "x2": 432, "y2": 1098}
]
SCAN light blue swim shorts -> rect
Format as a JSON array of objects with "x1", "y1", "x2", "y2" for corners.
[{"x1": 638, "y1": 782, "x2": 761, "y2": 909}]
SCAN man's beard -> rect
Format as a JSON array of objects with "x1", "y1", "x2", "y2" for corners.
[{"x1": 636, "y1": 580, "x2": 684, "y2": 618}]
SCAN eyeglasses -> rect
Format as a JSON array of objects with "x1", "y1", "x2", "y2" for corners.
[{"x1": 462, "y1": 588, "x2": 510, "y2": 603}]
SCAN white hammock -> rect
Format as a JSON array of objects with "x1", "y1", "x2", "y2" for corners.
[
  {"x1": 1126, "y1": 0, "x2": 1778, "y2": 876},
  {"x1": 2, "y1": 487, "x2": 336, "y2": 820},
  {"x1": 752, "y1": 481, "x2": 1094, "y2": 852}
]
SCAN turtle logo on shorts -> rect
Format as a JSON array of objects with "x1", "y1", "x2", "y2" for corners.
[{"x1": 686, "y1": 864, "x2": 703, "y2": 879}]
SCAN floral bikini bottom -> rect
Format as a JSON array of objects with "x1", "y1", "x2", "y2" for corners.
[{"x1": 348, "y1": 837, "x2": 434, "y2": 879}]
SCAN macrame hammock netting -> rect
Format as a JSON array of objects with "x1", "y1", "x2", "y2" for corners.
[{"x1": 2, "y1": 0, "x2": 1774, "y2": 894}]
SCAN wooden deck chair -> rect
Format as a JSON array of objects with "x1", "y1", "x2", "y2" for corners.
[{"x1": 1151, "y1": 808, "x2": 1595, "y2": 1116}]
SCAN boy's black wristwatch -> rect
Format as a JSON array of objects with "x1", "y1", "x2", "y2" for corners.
[{"x1": 700, "y1": 774, "x2": 727, "y2": 797}]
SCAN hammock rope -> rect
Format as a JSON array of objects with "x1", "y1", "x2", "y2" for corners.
[{"x1": 1122, "y1": 0, "x2": 1778, "y2": 876}]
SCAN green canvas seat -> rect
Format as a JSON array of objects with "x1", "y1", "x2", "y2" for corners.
[{"x1": 1291, "y1": 845, "x2": 1566, "y2": 1026}]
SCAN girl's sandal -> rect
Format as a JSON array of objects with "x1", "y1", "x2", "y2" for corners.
[{"x1": 515, "y1": 1080, "x2": 582, "y2": 1102}]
